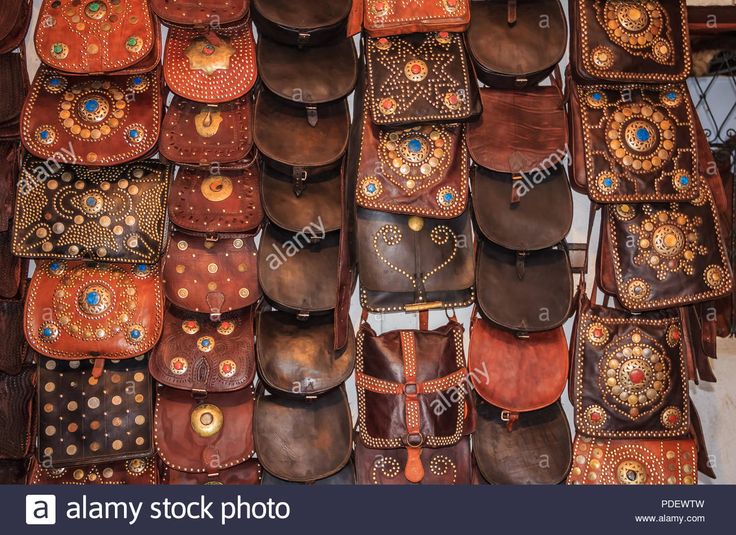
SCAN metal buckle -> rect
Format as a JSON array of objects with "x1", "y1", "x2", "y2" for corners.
[
  {"x1": 404, "y1": 433, "x2": 424, "y2": 448},
  {"x1": 403, "y1": 383, "x2": 418, "y2": 396},
  {"x1": 500, "y1": 410, "x2": 511, "y2": 422}
]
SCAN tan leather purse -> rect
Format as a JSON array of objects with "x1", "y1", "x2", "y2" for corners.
[
  {"x1": 361, "y1": 0, "x2": 470, "y2": 37},
  {"x1": 28, "y1": 457, "x2": 159, "y2": 485}
]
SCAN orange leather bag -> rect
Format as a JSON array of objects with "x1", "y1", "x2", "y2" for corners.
[{"x1": 362, "y1": 0, "x2": 470, "y2": 37}]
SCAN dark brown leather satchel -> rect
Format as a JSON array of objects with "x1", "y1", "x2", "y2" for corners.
[
  {"x1": 25, "y1": 261, "x2": 164, "y2": 360},
  {"x1": 0, "y1": 230, "x2": 25, "y2": 299},
  {"x1": 151, "y1": 0, "x2": 250, "y2": 28},
  {"x1": 256, "y1": 310, "x2": 355, "y2": 396},
  {"x1": 154, "y1": 384, "x2": 255, "y2": 474},
  {"x1": 365, "y1": 32, "x2": 481, "y2": 126},
  {"x1": 0, "y1": 51, "x2": 29, "y2": 139},
  {"x1": 361, "y1": 0, "x2": 470, "y2": 37},
  {"x1": 161, "y1": 95, "x2": 253, "y2": 167},
  {"x1": 13, "y1": 158, "x2": 171, "y2": 263},
  {"x1": 253, "y1": 385, "x2": 353, "y2": 483},
  {"x1": 570, "y1": 0, "x2": 692, "y2": 83},
  {"x1": 28, "y1": 457, "x2": 159, "y2": 485},
  {"x1": 0, "y1": 0, "x2": 31, "y2": 54},
  {"x1": 34, "y1": 0, "x2": 158, "y2": 74},
  {"x1": 150, "y1": 305, "x2": 256, "y2": 393},
  {"x1": 355, "y1": 318, "x2": 475, "y2": 484},
  {"x1": 569, "y1": 80, "x2": 700, "y2": 202},
  {"x1": 0, "y1": 141, "x2": 19, "y2": 234},
  {"x1": 473, "y1": 399, "x2": 572, "y2": 485},
  {"x1": 0, "y1": 299, "x2": 29, "y2": 376},
  {"x1": 164, "y1": 21, "x2": 257, "y2": 104},
  {"x1": 567, "y1": 435, "x2": 697, "y2": 485},
  {"x1": 37, "y1": 354, "x2": 153, "y2": 467},
  {"x1": 162, "y1": 230, "x2": 260, "y2": 320},
  {"x1": 354, "y1": 435, "x2": 472, "y2": 485},
  {"x1": 476, "y1": 241, "x2": 574, "y2": 332},
  {"x1": 163, "y1": 459, "x2": 261, "y2": 485},
  {"x1": 467, "y1": 0, "x2": 567, "y2": 89},
  {"x1": 169, "y1": 165, "x2": 262, "y2": 235},
  {"x1": 261, "y1": 461, "x2": 354, "y2": 485},
  {"x1": 21, "y1": 67, "x2": 163, "y2": 166},
  {"x1": 571, "y1": 284, "x2": 690, "y2": 439},
  {"x1": 252, "y1": 0, "x2": 352, "y2": 46},
  {"x1": 0, "y1": 366, "x2": 35, "y2": 460}
]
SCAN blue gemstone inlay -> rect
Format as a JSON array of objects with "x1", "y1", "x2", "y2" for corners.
[
  {"x1": 40, "y1": 130, "x2": 49, "y2": 140},
  {"x1": 667, "y1": 91, "x2": 677, "y2": 101},
  {"x1": 592, "y1": 92, "x2": 602, "y2": 101},
  {"x1": 604, "y1": 178, "x2": 613, "y2": 187},
  {"x1": 366, "y1": 184, "x2": 377, "y2": 194},
  {"x1": 202, "y1": 339, "x2": 210, "y2": 347},
  {"x1": 85, "y1": 99, "x2": 99, "y2": 113},
  {"x1": 133, "y1": 76, "x2": 143, "y2": 85},
  {"x1": 129, "y1": 129, "x2": 139, "y2": 139},
  {"x1": 407, "y1": 139, "x2": 422, "y2": 153},
  {"x1": 636, "y1": 128, "x2": 651, "y2": 142},
  {"x1": 131, "y1": 329, "x2": 141, "y2": 339},
  {"x1": 136, "y1": 264, "x2": 147, "y2": 272},
  {"x1": 50, "y1": 78, "x2": 61, "y2": 86},
  {"x1": 50, "y1": 262, "x2": 60, "y2": 271},
  {"x1": 86, "y1": 291, "x2": 101, "y2": 306},
  {"x1": 86, "y1": 197, "x2": 97, "y2": 207},
  {"x1": 443, "y1": 192, "x2": 453, "y2": 202},
  {"x1": 43, "y1": 327, "x2": 53, "y2": 337},
  {"x1": 680, "y1": 175, "x2": 689, "y2": 185}
]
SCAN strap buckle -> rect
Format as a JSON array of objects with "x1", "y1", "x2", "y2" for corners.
[{"x1": 404, "y1": 433, "x2": 424, "y2": 448}]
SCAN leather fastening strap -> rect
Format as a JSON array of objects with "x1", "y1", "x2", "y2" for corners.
[{"x1": 507, "y1": 0, "x2": 517, "y2": 25}]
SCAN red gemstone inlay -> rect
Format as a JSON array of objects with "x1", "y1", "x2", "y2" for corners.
[
  {"x1": 222, "y1": 364, "x2": 231, "y2": 373},
  {"x1": 411, "y1": 64, "x2": 422, "y2": 74},
  {"x1": 672, "y1": 330, "x2": 681, "y2": 341},
  {"x1": 629, "y1": 369, "x2": 646, "y2": 384},
  {"x1": 203, "y1": 45, "x2": 215, "y2": 56},
  {"x1": 174, "y1": 362, "x2": 183, "y2": 370},
  {"x1": 382, "y1": 99, "x2": 393, "y2": 110},
  {"x1": 448, "y1": 94, "x2": 458, "y2": 104},
  {"x1": 439, "y1": 31, "x2": 449, "y2": 38},
  {"x1": 594, "y1": 328, "x2": 603, "y2": 337},
  {"x1": 590, "y1": 412, "x2": 601, "y2": 422},
  {"x1": 448, "y1": 0, "x2": 457, "y2": 6},
  {"x1": 668, "y1": 413, "x2": 679, "y2": 423}
]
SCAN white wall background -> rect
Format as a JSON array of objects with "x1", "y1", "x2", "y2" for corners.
[{"x1": 20, "y1": 0, "x2": 736, "y2": 483}]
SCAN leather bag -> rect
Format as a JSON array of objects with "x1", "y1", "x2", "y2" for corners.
[
  {"x1": 151, "y1": 0, "x2": 250, "y2": 28},
  {"x1": 169, "y1": 165, "x2": 262, "y2": 235},
  {"x1": 28, "y1": 456, "x2": 159, "y2": 485},
  {"x1": 355, "y1": 318, "x2": 475, "y2": 483},
  {"x1": 0, "y1": 366, "x2": 35, "y2": 460},
  {"x1": 162, "y1": 230, "x2": 260, "y2": 320},
  {"x1": 164, "y1": 21, "x2": 257, "y2": 104},
  {"x1": 0, "y1": 0, "x2": 32, "y2": 54},
  {"x1": 150, "y1": 304, "x2": 256, "y2": 393},
  {"x1": 21, "y1": 67, "x2": 163, "y2": 166},
  {"x1": 163, "y1": 459, "x2": 261, "y2": 485},
  {"x1": 354, "y1": 435, "x2": 472, "y2": 485},
  {"x1": 0, "y1": 51, "x2": 29, "y2": 139},
  {"x1": 261, "y1": 461, "x2": 354, "y2": 485},
  {"x1": 569, "y1": 80, "x2": 700, "y2": 202},
  {"x1": 13, "y1": 157, "x2": 172, "y2": 263},
  {"x1": 160, "y1": 95, "x2": 253, "y2": 167},
  {"x1": 34, "y1": 0, "x2": 157, "y2": 74},
  {"x1": 252, "y1": 0, "x2": 352, "y2": 47},
  {"x1": 256, "y1": 310, "x2": 355, "y2": 396},
  {"x1": 0, "y1": 460, "x2": 28, "y2": 484},
  {"x1": 467, "y1": 0, "x2": 567, "y2": 89},
  {"x1": 0, "y1": 141, "x2": 19, "y2": 233},
  {"x1": 37, "y1": 354, "x2": 153, "y2": 467},
  {"x1": 154, "y1": 384, "x2": 255, "y2": 473},
  {"x1": 253, "y1": 385, "x2": 353, "y2": 483},
  {"x1": 570, "y1": 0, "x2": 692, "y2": 83},
  {"x1": 567, "y1": 435, "x2": 698, "y2": 485},
  {"x1": 361, "y1": 0, "x2": 470, "y2": 37},
  {"x1": 0, "y1": 299, "x2": 29, "y2": 375},
  {"x1": 25, "y1": 261, "x2": 164, "y2": 360},
  {"x1": 356, "y1": 207, "x2": 475, "y2": 313},
  {"x1": 365, "y1": 32, "x2": 481, "y2": 126},
  {"x1": 473, "y1": 399, "x2": 572, "y2": 485}
]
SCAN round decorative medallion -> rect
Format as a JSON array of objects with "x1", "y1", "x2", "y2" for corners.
[
  {"x1": 404, "y1": 59, "x2": 428, "y2": 82},
  {"x1": 170, "y1": 357, "x2": 189, "y2": 375},
  {"x1": 592, "y1": 46, "x2": 615, "y2": 69},
  {"x1": 197, "y1": 336, "x2": 215, "y2": 352},
  {"x1": 126, "y1": 324, "x2": 145, "y2": 344},
  {"x1": 46, "y1": 76, "x2": 68, "y2": 93},
  {"x1": 360, "y1": 177, "x2": 383, "y2": 199},
  {"x1": 606, "y1": 104, "x2": 675, "y2": 173},
  {"x1": 85, "y1": 2, "x2": 108, "y2": 20},
  {"x1": 219, "y1": 360, "x2": 237, "y2": 378},
  {"x1": 201, "y1": 176, "x2": 233, "y2": 202},
  {"x1": 584, "y1": 405, "x2": 608, "y2": 428},
  {"x1": 705, "y1": 265, "x2": 727, "y2": 290},
  {"x1": 596, "y1": 172, "x2": 619, "y2": 195},
  {"x1": 586, "y1": 90, "x2": 608, "y2": 108},
  {"x1": 660, "y1": 406, "x2": 682, "y2": 429},
  {"x1": 40, "y1": 322, "x2": 60, "y2": 342},
  {"x1": 616, "y1": 459, "x2": 648, "y2": 485},
  {"x1": 614, "y1": 203, "x2": 636, "y2": 221},
  {"x1": 217, "y1": 321, "x2": 235, "y2": 335},
  {"x1": 126, "y1": 458, "x2": 147, "y2": 475},
  {"x1": 190, "y1": 404, "x2": 224, "y2": 438},
  {"x1": 601, "y1": 1, "x2": 672, "y2": 65},
  {"x1": 587, "y1": 322, "x2": 610, "y2": 346},
  {"x1": 379, "y1": 97, "x2": 397, "y2": 116},
  {"x1": 666, "y1": 324, "x2": 682, "y2": 347},
  {"x1": 378, "y1": 125, "x2": 452, "y2": 192},
  {"x1": 436, "y1": 187, "x2": 458, "y2": 210},
  {"x1": 78, "y1": 284, "x2": 113, "y2": 316}
]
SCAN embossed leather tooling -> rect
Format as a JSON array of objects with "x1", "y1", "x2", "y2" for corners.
[
  {"x1": 150, "y1": 305, "x2": 255, "y2": 393},
  {"x1": 34, "y1": 0, "x2": 157, "y2": 74},
  {"x1": 13, "y1": 158, "x2": 171, "y2": 263},
  {"x1": 362, "y1": 0, "x2": 470, "y2": 37},
  {"x1": 162, "y1": 230, "x2": 259, "y2": 319},
  {"x1": 24, "y1": 261, "x2": 164, "y2": 360},
  {"x1": 151, "y1": 0, "x2": 250, "y2": 28},
  {"x1": 252, "y1": 0, "x2": 352, "y2": 46},
  {"x1": 37, "y1": 353, "x2": 153, "y2": 467},
  {"x1": 28, "y1": 456, "x2": 159, "y2": 485},
  {"x1": 164, "y1": 21, "x2": 256, "y2": 104},
  {"x1": 365, "y1": 32, "x2": 481, "y2": 126},
  {"x1": 571, "y1": 0, "x2": 692, "y2": 82},
  {"x1": 21, "y1": 67, "x2": 162, "y2": 166}
]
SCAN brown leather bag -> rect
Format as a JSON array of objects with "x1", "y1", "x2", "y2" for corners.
[
  {"x1": 467, "y1": 0, "x2": 567, "y2": 89},
  {"x1": 354, "y1": 434, "x2": 472, "y2": 485},
  {"x1": 28, "y1": 457, "x2": 159, "y2": 485},
  {"x1": 0, "y1": 366, "x2": 35, "y2": 460},
  {"x1": 0, "y1": 51, "x2": 29, "y2": 139},
  {"x1": 0, "y1": 299, "x2": 29, "y2": 376},
  {"x1": 150, "y1": 304, "x2": 256, "y2": 393},
  {"x1": 162, "y1": 230, "x2": 260, "y2": 320},
  {"x1": 567, "y1": 435, "x2": 698, "y2": 485},
  {"x1": 37, "y1": 353, "x2": 154, "y2": 467},
  {"x1": 163, "y1": 459, "x2": 261, "y2": 485},
  {"x1": 473, "y1": 399, "x2": 572, "y2": 485},
  {"x1": 253, "y1": 385, "x2": 353, "y2": 483},
  {"x1": 261, "y1": 461, "x2": 354, "y2": 485},
  {"x1": 151, "y1": 0, "x2": 250, "y2": 28},
  {"x1": 355, "y1": 318, "x2": 475, "y2": 484},
  {"x1": 169, "y1": 165, "x2": 262, "y2": 234},
  {"x1": 34, "y1": 0, "x2": 158, "y2": 74},
  {"x1": 0, "y1": 141, "x2": 19, "y2": 234},
  {"x1": 21, "y1": 67, "x2": 163, "y2": 166},
  {"x1": 256, "y1": 310, "x2": 355, "y2": 396},
  {"x1": 569, "y1": 79, "x2": 700, "y2": 202},
  {"x1": 154, "y1": 384, "x2": 255, "y2": 474},
  {"x1": 25, "y1": 261, "x2": 164, "y2": 360},
  {"x1": 163, "y1": 21, "x2": 257, "y2": 104},
  {"x1": 361, "y1": 0, "x2": 470, "y2": 37},
  {"x1": 365, "y1": 32, "x2": 481, "y2": 126},
  {"x1": 160, "y1": 95, "x2": 253, "y2": 167},
  {"x1": 0, "y1": 0, "x2": 32, "y2": 54},
  {"x1": 252, "y1": 0, "x2": 352, "y2": 46},
  {"x1": 13, "y1": 157, "x2": 172, "y2": 263},
  {"x1": 570, "y1": 0, "x2": 692, "y2": 83},
  {"x1": 0, "y1": 460, "x2": 28, "y2": 484}
]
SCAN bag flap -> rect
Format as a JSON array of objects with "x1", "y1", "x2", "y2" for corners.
[
  {"x1": 151, "y1": 0, "x2": 249, "y2": 27},
  {"x1": 150, "y1": 304, "x2": 256, "y2": 392},
  {"x1": 252, "y1": 0, "x2": 351, "y2": 45},
  {"x1": 13, "y1": 158, "x2": 172, "y2": 263},
  {"x1": 363, "y1": 0, "x2": 470, "y2": 37},
  {"x1": 261, "y1": 460, "x2": 354, "y2": 485},
  {"x1": 29, "y1": 456, "x2": 159, "y2": 484},
  {"x1": 0, "y1": 366, "x2": 34, "y2": 459},
  {"x1": 0, "y1": 0, "x2": 32, "y2": 54},
  {"x1": 0, "y1": 52, "x2": 28, "y2": 134},
  {"x1": 25, "y1": 261, "x2": 164, "y2": 360},
  {"x1": 164, "y1": 21, "x2": 256, "y2": 104},
  {"x1": 21, "y1": 67, "x2": 162, "y2": 166},
  {"x1": 165, "y1": 459, "x2": 261, "y2": 485}
]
